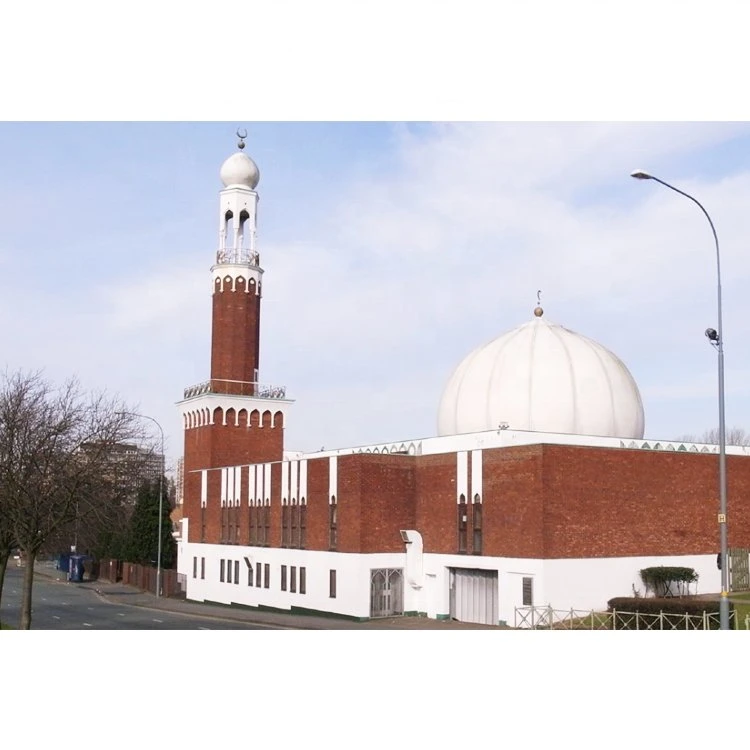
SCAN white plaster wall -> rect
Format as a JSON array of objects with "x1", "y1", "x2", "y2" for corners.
[
  {"x1": 542, "y1": 554, "x2": 719, "y2": 614},
  {"x1": 182, "y1": 543, "x2": 406, "y2": 620}
]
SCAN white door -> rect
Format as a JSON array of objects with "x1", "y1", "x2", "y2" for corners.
[{"x1": 449, "y1": 568, "x2": 498, "y2": 626}]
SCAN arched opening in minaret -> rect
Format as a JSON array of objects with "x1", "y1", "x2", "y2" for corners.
[
  {"x1": 223, "y1": 210, "x2": 235, "y2": 256},
  {"x1": 239, "y1": 209, "x2": 250, "y2": 253}
]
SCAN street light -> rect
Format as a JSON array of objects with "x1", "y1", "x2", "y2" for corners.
[
  {"x1": 631, "y1": 169, "x2": 730, "y2": 630},
  {"x1": 118, "y1": 411, "x2": 166, "y2": 598}
]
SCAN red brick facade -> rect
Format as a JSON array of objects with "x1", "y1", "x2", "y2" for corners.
[{"x1": 183, "y1": 443, "x2": 750, "y2": 558}]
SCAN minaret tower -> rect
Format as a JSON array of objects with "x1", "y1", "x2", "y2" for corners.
[{"x1": 178, "y1": 131, "x2": 292, "y2": 544}]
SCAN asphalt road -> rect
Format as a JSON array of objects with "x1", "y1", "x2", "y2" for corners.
[{"x1": 0, "y1": 567, "x2": 273, "y2": 630}]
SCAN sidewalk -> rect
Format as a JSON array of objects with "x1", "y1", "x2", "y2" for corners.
[{"x1": 33, "y1": 565, "x2": 500, "y2": 630}]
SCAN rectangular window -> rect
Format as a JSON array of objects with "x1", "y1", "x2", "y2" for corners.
[
  {"x1": 472, "y1": 499, "x2": 482, "y2": 555},
  {"x1": 226, "y1": 559, "x2": 232, "y2": 584},
  {"x1": 290, "y1": 565, "x2": 297, "y2": 593},
  {"x1": 247, "y1": 560, "x2": 254, "y2": 587},
  {"x1": 201, "y1": 507, "x2": 206, "y2": 543},
  {"x1": 220, "y1": 559, "x2": 225, "y2": 583},
  {"x1": 264, "y1": 563, "x2": 270, "y2": 588},
  {"x1": 281, "y1": 565, "x2": 287, "y2": 591},
  {"x1": 192, "y1": 556, "x2": 197, "y2": 579},
  {"x1": 522, "y1": 577, "x2": 533, "y2": 606},
  {"x1": 300, "y1": 504, "x2": 307, "y2": 549},
  {"x1": 201, "y1": 557, "x2": 205, "y2": 580},
  {"x1": 256, "y1": 562, "x2": 262, "y2": 588},
  {"x1": 458, "y1": 497, "x2": 468, "y2": 553},
  {"x1": 234, "y1": 560, "x2": 240, "y2": 584},
  {"x1": 329, "y1": 569, "x2": 337, "y2": 598},
  {"x1": 300, "y1": 566, "x2": 306, "y2": 595},
  {"x1": 249, "y1": 506, "x2": 258, "y2": 546}
]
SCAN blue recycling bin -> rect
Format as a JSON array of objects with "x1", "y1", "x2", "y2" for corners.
[{"x1": 68, "y1": 554, "x2": 85, "y2": 582}]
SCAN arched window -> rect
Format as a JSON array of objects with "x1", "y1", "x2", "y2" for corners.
[{"x1": 458, "y1": 494, "x2": 468, "y2": 553}]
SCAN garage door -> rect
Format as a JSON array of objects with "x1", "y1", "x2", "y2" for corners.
[{"x1": 449, "y1": 568, "x2": 498, "y2": 626}]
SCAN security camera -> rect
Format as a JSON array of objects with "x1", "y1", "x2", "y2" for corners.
[{"x1": 705, "y1": 328, "x2": 719, "y2": 342}]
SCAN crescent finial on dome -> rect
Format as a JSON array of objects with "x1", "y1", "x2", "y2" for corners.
[
  {"x1": 534, "y1": 289, "x2": 543, "y2": 317},
  {"x1": 236, "y1": 128, "x2": 247, "y2": 150}
]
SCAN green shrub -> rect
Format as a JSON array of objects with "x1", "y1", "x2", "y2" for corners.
[{"x1": 639, "y1": 566, "x2": 698, "y2": 597}]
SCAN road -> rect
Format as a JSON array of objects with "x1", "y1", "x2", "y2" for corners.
[{"x1": 0, "y1": 567, "x2": 273, "y2": 630}]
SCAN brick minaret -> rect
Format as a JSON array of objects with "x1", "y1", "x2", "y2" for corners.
[{"x1": 178, "y1": 132, "x2": 292, "y2": 544}]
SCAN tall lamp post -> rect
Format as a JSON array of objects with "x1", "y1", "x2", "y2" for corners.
[
  {"x1": 119, "y1": 411, "x2": 166, "y2": 598},
  {"x1": 631, "y1": 170, "x2": 729, "y2": 630}
]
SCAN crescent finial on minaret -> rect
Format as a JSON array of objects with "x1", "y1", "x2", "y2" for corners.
[{"x1": 236, "y1": 128, "x2": 248, "y2": 150}]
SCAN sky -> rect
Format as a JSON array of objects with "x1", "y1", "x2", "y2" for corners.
[{"x1": 2, "y1": 121, "x2": 750, "y2": 466}]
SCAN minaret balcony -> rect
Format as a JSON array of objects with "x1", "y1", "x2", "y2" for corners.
[
  {"x1": 183, "y1": 379, "x2": 287, "y2": 400},
  {"x1": 215, "y1": 247, "x2": 260, "y2": 266}
]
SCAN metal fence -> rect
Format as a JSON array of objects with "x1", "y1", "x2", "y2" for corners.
[{"x1": 515, "y1": 605, "x2": 739, "y2": 630}]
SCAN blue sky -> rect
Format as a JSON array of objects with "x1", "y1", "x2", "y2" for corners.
[{"x1": 2, "y1": 121, "x2": 750, "y2": 466}]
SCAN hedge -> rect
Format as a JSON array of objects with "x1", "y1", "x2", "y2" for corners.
[{"x1": 607, "y1": 596, "x2": 733, "y2": 630}]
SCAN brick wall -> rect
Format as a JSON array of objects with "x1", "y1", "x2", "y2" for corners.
[{"x1": 210, "y1": 276, "x2": 261, "y2": 384}]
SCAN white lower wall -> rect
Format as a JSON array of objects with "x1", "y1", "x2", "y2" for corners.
[{"x1": 177, "y1": 538, "x2": 720, "y2": 626}]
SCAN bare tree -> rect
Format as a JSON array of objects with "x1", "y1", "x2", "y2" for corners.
[
  {"x1": 674, "y1": 427, "x2": 750, "y2": 446},
  {"x1": 0, "y1": 371, "x2": 144, "y2": 629}
]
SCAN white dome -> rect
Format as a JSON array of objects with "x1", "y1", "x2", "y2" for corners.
[
  {"x1": 437, "y1": 312, "x2": 645, "y2": 439},
  {"x1": 220, "y1": 152, "x2": 260, "y2": 189}
]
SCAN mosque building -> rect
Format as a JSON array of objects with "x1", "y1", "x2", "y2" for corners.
[{"x1": 174, "y1": 135, "x2": 750, "y2": 626}]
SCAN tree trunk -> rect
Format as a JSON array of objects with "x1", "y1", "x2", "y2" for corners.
[
  {"x1": 20, "y1": 550, "x2": 37, "y2": 630},
  {"x1": 0, "y1": 549, "x2": 9, "y2": 612}
]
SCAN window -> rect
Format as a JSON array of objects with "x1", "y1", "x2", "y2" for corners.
[
  {"x1": 300, "y1": 501, "x2": 307, "y2": 549},
  {"x1": 201, "y1": 557, "x2": 205, "y2": 580},
  {"x1": 290, "y1": 566, "x2": 297, "y2": 593},
  {"x1": 281, "y1": 565, "x2": 287, "y2": 591},
  {"x1": 329, "y1": 569, "x2": 337, "y2": 598},
  {"x1": 458, "y1": 494, "x2": 468, "y2": 553},
  {"x1": 329, "y1": 496, "x2": 338, "y2": 550},
  {"x1": 522, "y1": 577, "x2": 533, "y2": 606},
  {"x1": 300, "y1": 567, "x2": 306, "y2": 595},
  {"x1": 192, "y1": 556, "x2": 197, "y2": 579},
  {"x1": 234, "y1": 560, "x2": 240, "y2": 585},
  {"x1": 264, "y1": 563, "x2": 270, "y2": 588},
  {"x1": 249, "y1": 505, "x2": 257, "y2": 545},
  {"x1": 256, "y1": 562, "x2": 261, "y2": 588},
  {"x1": 226, "y1": 559, "x2": 232, "y2": 583},
  {"x1": 201, "y1": 507, "x2": 206, "y2": 543},
  {"x1": 246, "y1": 558, "x2": 254, "y2": 587},
  {"x1": 291, "y1": 500, "x2": 300, "y2": 548},
  {"x1": 263, "y1": 502, "x2": 271, "y2": 546},
  {"x1": 282, "y1": 503, "x2": 290, "y2": 548},
  {"x1": 472, "y1": 494, "x2": 482, "y2": 555},
  {"x1": 220, "y1": 559, "x2": 225, "y2": 583}
]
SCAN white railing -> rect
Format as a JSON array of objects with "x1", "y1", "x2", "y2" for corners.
[
  {"x1": 183, "y1": 379, "x2": 286, "y2": 400},
  {"x1": 515, "y1": 605, "x2": 739, "y2": 630},
  {"x1": 215, "y1": 248, "x2": 260, "y2": 266}
]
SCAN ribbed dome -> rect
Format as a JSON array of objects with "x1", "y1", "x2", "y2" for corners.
[
  {"x1": 437, "y1": 313, "x2": 645, "y2": 439},
  {"x1": 220, "y1": 152, "x2": 260, "y2": 189}
]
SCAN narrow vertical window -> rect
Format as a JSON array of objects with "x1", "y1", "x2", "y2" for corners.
[
  {"x1": 472, "y1": 494, "x2": 482, "y2": 555},
  {"x1": 264, "y1": 563, "x2": 270, "y2": 588},
  {"x1": 300, "y1": 567, "x2": 306, "y2": 595},
  {"x1": 281, "y1": 565, "x2": 287, "y2": 591},
  {"x1": 329, "y1": 496, "x2": 337, "y2": 551},
  {"x1": 201, "y1": 557, "x2": 205, "y2": 580},
  {"x1": 256, "y1": 562, "x2": 261, "y2": 588},
  {"x1": 226, "y1": 559, "x2": 232, "y2": 584},
  {"x1": 247, "y1": 560, "x2": 254, "y2": 587},
  {"x1": 220, "y1": 559, "x2": 225, "y2": 583},
  {"x1": 192, "y1": 556, "x2": 197, "y2": 579},
  {"x1": 458, "y1": 494, "x2": 468, "y2": 553},
  {"x1": 282, "y1": 502, "x2": 290, "y2": 547},
  {"x1": 329, "y1": 569, "x2": 337, "y2": 598},
  {"x1": 234, "y1": 560, "x2": 240, "y2": 584},
  {"x1": 290, "y1": 566, "x2": 297, "y2": 593},
  {"x1": 264, "y1": 502, "x2": 271, "y2": 547},
  {"x1": 291, "y1": 500, "x2": 299, "y2": 548},
  {"x1": 300, "y1": 501, "x2": 307, "y2": 549},
  {"x1": 201, "y1": 507, "x2": 206, "y2": 543},
  {"x1": 522, "y1": 577, "x2": 533, "y2": 606}
]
